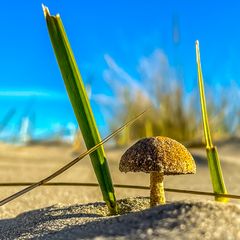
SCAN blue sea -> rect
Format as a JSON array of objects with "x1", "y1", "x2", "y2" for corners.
[{"x1": 0, "y1": 94, "x2": 107, "y2": 143}]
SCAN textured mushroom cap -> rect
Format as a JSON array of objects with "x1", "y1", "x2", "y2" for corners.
[{"x1": 119, "y1": 136, "x2": 196, "y2": 175}]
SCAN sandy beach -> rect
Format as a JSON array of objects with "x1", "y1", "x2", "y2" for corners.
[
  {"x1": 0, "y1": 138, "x2": 240, "y2": 239},
  {"x1": 1, "y1": 198, "x2": 240, "y2": 239}
]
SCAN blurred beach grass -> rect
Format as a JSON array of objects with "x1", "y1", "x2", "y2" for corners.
[{"x1": 107, "y1": 73, "x2": 239, "y2": 147}]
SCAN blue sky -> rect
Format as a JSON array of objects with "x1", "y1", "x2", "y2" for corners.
[{"x1": 0, "y1": 0, "x2": 239, "y2": 139}]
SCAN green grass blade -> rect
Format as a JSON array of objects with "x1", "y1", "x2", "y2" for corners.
[
  {"x1": 42, "y1": 5, "x2": 117, "y2": 213},
  {"x1": 195, "y1": 40, "x2": 228, "y2": 202},
  {"x1": 195, "y1": 42, "x2": 213, "y2": 149}
]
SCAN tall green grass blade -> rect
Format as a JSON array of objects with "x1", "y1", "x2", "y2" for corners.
[
  {"x1": 195, "y1": 40, "x2": 228, "y2": 202},
  {"x1": 42, "y1": 5, "x2": 117, "y2": 213}
]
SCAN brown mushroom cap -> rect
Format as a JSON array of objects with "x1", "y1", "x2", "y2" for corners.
[{"x1": 119, "y1": 136, "x2": 196, "y2": 175}]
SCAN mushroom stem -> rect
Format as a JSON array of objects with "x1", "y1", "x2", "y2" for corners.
[{"x1": 150, "y1": 172, "x2": 165, "y2": 206}]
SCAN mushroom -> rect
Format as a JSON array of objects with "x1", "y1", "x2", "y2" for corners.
[{"x1": 119, "y1": 136, "x2": 196, "y2": 207}]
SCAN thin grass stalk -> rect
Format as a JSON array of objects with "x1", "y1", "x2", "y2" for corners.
[
  {"x1": 42, "y1": 5, "x2": 118, "y2": 213},
  {"x1": 0, "y1": 109, "x2": 148, "y2": 207},
  {"x1": 195, "y1": 40, "x2": 228, "y2": 202},
  {"x1": 1, "y1": 182, "x2": 240, "y2": 200}
]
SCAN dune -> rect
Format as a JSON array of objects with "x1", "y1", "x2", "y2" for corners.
[{"x1": 0, "y1": 138, "x2": 240, "y2": 239}]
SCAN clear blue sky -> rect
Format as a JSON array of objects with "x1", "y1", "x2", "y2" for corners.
[{"x1": 0, "y1": 0, "x2": 239, "y2": 139}]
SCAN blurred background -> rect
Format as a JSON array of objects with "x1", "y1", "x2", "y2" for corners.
[{"x1": 0, "y1": 0, "x2": 239, "y2": 146}]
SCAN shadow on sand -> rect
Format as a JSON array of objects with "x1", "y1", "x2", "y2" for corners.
[{"x1": 0, "y1": 201, "x2": 192, "y2": 239}]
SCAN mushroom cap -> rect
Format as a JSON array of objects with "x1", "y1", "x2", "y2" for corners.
[{"x1": 119, "y1": 136, "x2": 196, "y2": 175}]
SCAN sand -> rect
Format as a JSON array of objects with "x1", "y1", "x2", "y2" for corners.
[
  {"x1": 1, "y1": 197, "x2": 240, "y2": 239},
  {"x1": 0, "y1": 138, "x2": 240, "y2": 239}
]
